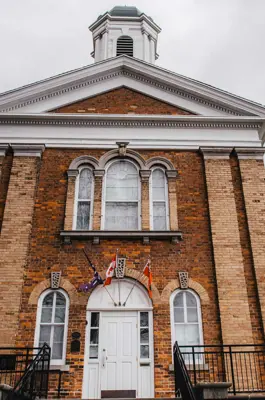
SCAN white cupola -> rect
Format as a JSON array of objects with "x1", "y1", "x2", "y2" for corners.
[{"x1": 89, "y1": 6, "x2": 161, "y2": 64}]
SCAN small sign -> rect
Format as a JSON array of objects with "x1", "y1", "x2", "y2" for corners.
[
  {"x1": 116, "y1": 258, "x2": 126, "y2": 278},
  {"x1": 178, "y1": 271, "x2": 189, "y2": 289}
]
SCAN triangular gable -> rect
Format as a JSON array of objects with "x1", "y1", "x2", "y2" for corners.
[
  {"x1": 0, "y1": 56, "x2": 265, "y2": 117},
  {"x1": 51, "y1": 87, "x2": 194, "y2": 115}
]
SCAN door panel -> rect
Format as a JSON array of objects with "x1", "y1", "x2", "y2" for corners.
[{"x1": 100, "y1": 313, "x2": 137, "y2": 393}]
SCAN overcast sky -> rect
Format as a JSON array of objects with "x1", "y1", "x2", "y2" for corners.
[{"x1": 1, "y1": 0, "x2": 265, "y2": 105}]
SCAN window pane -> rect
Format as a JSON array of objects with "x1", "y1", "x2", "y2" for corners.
[
  {"x1": 54, "y1": 326, "x2": 64, "y2": 343},
  {"x1": 39, "y1": 326, "x2": 51, "y2": 344},
  {"x1": 43, "y1": 293, "x2": 54, "y2": 307},
  {"x1": 140, "y1": 345, "x2": 149, "y2": 358},
  {"x1": 78, "y1": 169, "x2": 92, "y2": 199},
  {"x1": 105, "y1": 202, "x2": 138, "y2": 230},
  {"x1": 173, "y1": 293, "x2": 184, "y2": 307},
  {"x1": 76, "y1": 201, "x2": 90, "y2": 230},
  {"x1": 90, "y1": 329, "x2": 99, "y2": 345},
  {"x1": 106, "y1": 161, "x2": 138, "y2": 201},
  {"x1": 52, "y1": 343, "x2": 63, "y2": 360},
  {"x1": 56, "y1": 293, "x2": 66, "y2": 306},
  {"x1": 175, "y1": 324, "x2": 200, "y2": 346},
  {"x1": 153, "y1": 202, "x2": 166, "y2": 230},
  {"x1": 140, "y1": 328, "x2": 149, "y2": 343},
  {"x1": 174, "y1": 307, "x2": 184, "y2": 323},
  {"x1": 152, "y1": 169, "x2": 166, "y2": 201},
  {"x1": 186, "y1": 292, "x2": 197, "y2": 307},
  {"x1": 140, "y1": 312, "x2": 148, "y2": 327},
  {"x1": 89, "y1": 346, "x2": 98, "y2": 359},
  {"x1": 41, "y1": 308, "x2": 52, "y2": 323},
  {"x1": 187, "y1": 308, "x2": 198, "y2": 323},
  {"x1": 91, "y1": 312, "x2": 99, "y2": 327},
  {"x1": 55, "y1": 307, "x2": 65, "y2": 323}
]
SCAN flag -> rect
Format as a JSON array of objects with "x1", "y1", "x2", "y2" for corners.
[
  {"x1": 79, "y1": 248, "x2": 103, "y2": 293},
  {"x1": 104, "y1": 255, "x2": 117, "y2": 286},
  {"x1": 79, "y1": 272, "x2": 103, "y2": 293},
  {"x1": 143, "y1": 258, "x2": 152, "y2": 299}
]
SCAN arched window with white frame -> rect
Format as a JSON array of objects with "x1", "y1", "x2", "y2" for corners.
[
  {"x1": 35, "y1": 289, "x2": 69, "y2": 365},
  {"x1": 103, "y1": 160, "x2": 140, "y2": 230},
  {"x1": 74, "y1": 166, "x2": 94, "y2": 230},
  {"x1": 150, "y1": 168, "x2": 169, "y2": 230},
  {"x1": 170, "y1": 289, "x2": 203, "y2": 353}
]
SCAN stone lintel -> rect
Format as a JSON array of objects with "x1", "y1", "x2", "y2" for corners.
[
  {"x1": 200, "y1": 147, "x2": 233, "y2": 160},
  {"x1": 0, "y1": 144, "x2": 9, "y2": 157},
  {"x1": 235, "y1": 147, "x2": 265, "y2": 160},
  {"x1": 140, "y1": 170, "x2": 151, "y2": 181},
  {"x1": 67, "y1": 169, "x2": 79, "y2": 178},
  {"x1": 12, "y1": 144, "x2": 45, "y2": 157}
]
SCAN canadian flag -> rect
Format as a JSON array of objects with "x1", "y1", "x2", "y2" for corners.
[
  {"x1": 143, "y1": 258, "x2": 152, "y2": 299},
  {"x1": 104, "y1": 255, "x2": 117, "y2": 286}
]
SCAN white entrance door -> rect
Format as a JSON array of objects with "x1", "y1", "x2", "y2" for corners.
[{"x1": 100, "y1": 311, "x2": 138, "y2": 394}]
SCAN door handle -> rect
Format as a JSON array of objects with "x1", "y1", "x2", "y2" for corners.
[{"x1": 102, "y1": 348, "x2": 107, "y2": 368}]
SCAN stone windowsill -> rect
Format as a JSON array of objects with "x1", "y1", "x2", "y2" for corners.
[
  {"x1": 60, "y1": 230, "x2": 183, "y2": 244},
  {"x1": 49, "y1": 364, "x2": 70, "y2": 372}
]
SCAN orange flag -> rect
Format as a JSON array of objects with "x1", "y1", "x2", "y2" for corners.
[{"x1": 143, "y1": 258, "x2": 152, "y2": 299}]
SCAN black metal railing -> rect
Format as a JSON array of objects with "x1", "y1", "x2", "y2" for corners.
[
  {"x1": 178, "y1": 344, "x2": 265, "y2": 395},
  {"x1": 173, "y1": 342, "x2": 197, "y2": 400},
  {"x1": 0, "y1": 343, "x2": 50, "y2": 399}
]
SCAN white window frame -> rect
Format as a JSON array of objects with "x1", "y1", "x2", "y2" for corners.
[
  {"x1": 170, "y1": 289, "x2": 204, "y2": 360},
  {"x1": 34, "y1": 289, "x2": 69, "y2": 366},
  {"x1": 73, "y1": 166, "x2": 94, "y2": 230},
  {"x1": 101, "y1": 159, "x2": 141, "y2": 230},
  {"x1": 116, "y1": 35, "x2": 134, "y2": 57},
  {"x1": 149, "y1": 167, "x2": 169, "y2": 230}
]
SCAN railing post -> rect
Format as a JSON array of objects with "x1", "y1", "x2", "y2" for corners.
[
  {"x1": 229, "y1": 345, "x2": 236, "y2": 395},
  {"x1": 192, "y1": 346, "x2": 197, "y2": 386}
]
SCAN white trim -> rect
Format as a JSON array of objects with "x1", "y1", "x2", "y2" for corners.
[
  {"x1": 170, "y1": 289, "x2": 204, "y2": 362},
  {"x1": 12, "y1": 144, "x2": 45, "y2": 158},
  {"x1": 1, "y1": 56, "x2": 265, "y2": 116},
  {"x1": 101, "y1": 159, "x2": 141, "y2": 231},
  {"x1": 82, "y1": 279, "x2": 154, "y2": 399},
  {"x1": 73, "y1": 166, "x2": 94, "y2": 230},
  {"x1": 34, "y1": 288, "x2": 69, "y2": 366},
  {"x1": 149, "y1": 167, "x2": 169, "y2": 231},
  {"x1": 0, "y1": 144, "x2": 9, "y2": 156}
]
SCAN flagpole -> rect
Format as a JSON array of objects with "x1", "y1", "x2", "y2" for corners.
[
  {"x1": 116, "y1": 248, "x2": 121, "y2": 306},
  {"x1": 103, "y1": 286, "x2": 117, "y2": 306},
  {"x1": 123, "y1": 255, "x2": 151, "y2": 306}
]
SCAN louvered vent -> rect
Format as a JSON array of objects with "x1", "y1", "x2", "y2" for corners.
[{"x1": 116, "y1": 36, "x2": 134, "y2": 57}]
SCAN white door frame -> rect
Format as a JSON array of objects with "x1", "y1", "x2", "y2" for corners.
[{"x1": 82, "y1": 279, "x2": 154, "y2": 399}]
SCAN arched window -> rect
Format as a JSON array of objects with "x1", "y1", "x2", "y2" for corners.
[
  {"x1": 104, "y1": 160, "x2": 140, "y2": 230},
  {"x1": 116, "y1": 36, "x2": 133, "y2": 57},
  {"x1": 74, "y1": 167, "x2": 94, "y2": 230},
  {"x1": 150, "y1": 168, "x2": 169, "y2": 230},
  {"x1": 170, "y1": 290, "x2": 203, "y2": 351},
  {"x1": 35, "y1": 290, "x2": 69, "y2": 365}
]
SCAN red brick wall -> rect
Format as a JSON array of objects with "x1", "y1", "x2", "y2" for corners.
[
  {"x1": 16, "y1": 148, "x2": 220, "y2": 398},
  {"x1": 51, "y1": 87, "x2": 193, "y2": 115}
]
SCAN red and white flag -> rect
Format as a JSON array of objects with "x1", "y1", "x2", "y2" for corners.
[
  {"x1": 104, "y1": 255, "x2": 117, "y2": 286},
  {"x1": 143, "y1": 258, "x2": 152, "y2": 299}
]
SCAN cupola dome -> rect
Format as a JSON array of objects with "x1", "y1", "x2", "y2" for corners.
[{"x1": 89, "y1": 5, "x2": 161, "y2": 64}]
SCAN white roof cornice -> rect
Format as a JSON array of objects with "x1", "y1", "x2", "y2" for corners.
[
  {"x1": 0, "y1": 56, "x2": 265, "y2": 117},
  {"x1": 0, "y1": 113, "x2": 263, "y2": 129}
]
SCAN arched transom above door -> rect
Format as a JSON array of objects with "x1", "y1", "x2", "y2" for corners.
[{"x1": 87, "y1": 278, "x2": 152, "y2": 310}]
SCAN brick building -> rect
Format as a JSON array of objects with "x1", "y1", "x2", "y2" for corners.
[{"x1": 0, "y1": 6, "x2": 265, "y2": 399}]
